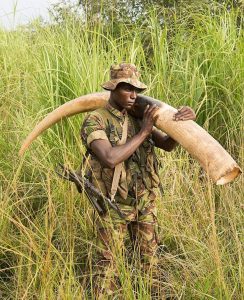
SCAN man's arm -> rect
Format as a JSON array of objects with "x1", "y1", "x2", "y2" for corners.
[
  {"x1": 90, "y1": 105, "x2": 159, "y2": 169},
  {"x1": 152, "y1": 129, "x2": 178, "y2": 152},
  {"x1": 152, "y1": 106, "x2": 196, "y2": 152},
  {"x1": 91, "y1": 133, "x2": 148, "y2": 169}
]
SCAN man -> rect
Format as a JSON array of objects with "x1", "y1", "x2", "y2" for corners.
[{"x1": 81, "y1": 63, "x2": 196, "y2": 296}]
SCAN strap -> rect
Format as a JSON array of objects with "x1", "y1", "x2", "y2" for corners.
[{"x1": 110, "y1": 112, "x2": 128, "y2": 202}]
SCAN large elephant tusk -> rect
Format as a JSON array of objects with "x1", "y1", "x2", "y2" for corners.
[
  {"x1": 19, "y1": 92, "x2": 110, "y2": 156},
  {"x1": 154, "y1": 103, "x2": 241, "y2": 185},
  {"x1": 19, "y1": 92, "x2": 241, "y2": 185}
]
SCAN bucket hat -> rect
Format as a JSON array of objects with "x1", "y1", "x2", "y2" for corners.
[{"x1": 101, "y1": 63, "x2": 147, "y2": 91}]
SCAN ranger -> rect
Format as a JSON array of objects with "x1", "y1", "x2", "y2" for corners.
[{"x1": 81, "y1": 63, "x2": 196, "y2": 296}]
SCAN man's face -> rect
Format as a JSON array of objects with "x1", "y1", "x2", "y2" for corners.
[{"x1": 112, "y1": 82, "x2": 141, "y2": 111}]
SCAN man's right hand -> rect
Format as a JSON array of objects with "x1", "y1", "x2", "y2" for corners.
[{"x1": 140, "y1": 104, "x2": 159, "y2": 137}]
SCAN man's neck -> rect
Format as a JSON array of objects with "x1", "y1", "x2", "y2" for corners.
[
  {"x1": 108, "y1": 99, "x2": 127, "y2": 116},
  {"x1": 108, "y1": 98, "x2": 122, "y2": 111}
]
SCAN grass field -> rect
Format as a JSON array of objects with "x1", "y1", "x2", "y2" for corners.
[{"x1": 0, "y1": 6, "x2": 243, "y2": 299}]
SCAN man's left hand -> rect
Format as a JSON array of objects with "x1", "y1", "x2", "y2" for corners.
[{"x1": 173, "y1": 106, "x2": 196, "y2": 121}]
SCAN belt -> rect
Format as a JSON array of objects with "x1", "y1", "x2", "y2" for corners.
[
  {"x1": 115, "y1": 188, "x2": 150, "y2": 206},
  {"x1": 116, "y1": 196, "x2": 137, "y2": 206}
]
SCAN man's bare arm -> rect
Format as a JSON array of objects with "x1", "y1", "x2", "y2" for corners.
[
  {"x1": 152, "y1": 129, "x2": 178, "y2": 152},
  {"x1": 90, "y1": 105, "x2": 159, "y2": 169},
  {"x1": 91, "y1": 131, "x2": 147, "y2": 169}
]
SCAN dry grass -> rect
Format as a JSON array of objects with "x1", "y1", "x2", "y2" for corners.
[{"x1": 0, "y1": 8, "x2": 243, "y2": 299}]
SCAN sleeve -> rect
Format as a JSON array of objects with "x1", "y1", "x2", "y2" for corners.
[{"x1": 81, "y1": 112, "x2": 109, "y2": 149}]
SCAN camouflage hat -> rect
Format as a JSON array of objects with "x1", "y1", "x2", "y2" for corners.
[{"x1": 101, "y1": 63, "x2": 147, "y2": 91}]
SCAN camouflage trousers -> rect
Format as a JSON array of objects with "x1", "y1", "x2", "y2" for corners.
[{"x1": 93, "y1": 189, "x2": 159, "y2": 297}]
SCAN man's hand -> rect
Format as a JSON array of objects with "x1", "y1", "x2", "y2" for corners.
[
  {"x1": 173, "y1": 106, "x2": 196, "y2": 121},
  {"x1": 140, "y1": 104, "x2": 159, "y2": 137}
]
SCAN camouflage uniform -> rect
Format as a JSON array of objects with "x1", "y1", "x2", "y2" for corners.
[{"x1": 81, "y1": 102, "x2": 161, "y2": 296}]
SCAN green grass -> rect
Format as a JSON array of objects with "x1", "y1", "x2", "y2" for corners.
[{"x1": 0, "y1": 7, "x2": 243, "y2": 299}]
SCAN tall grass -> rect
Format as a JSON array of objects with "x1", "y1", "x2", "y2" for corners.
[{"x1": 0, "y1": 7, "x2": 243, "y2": 299}]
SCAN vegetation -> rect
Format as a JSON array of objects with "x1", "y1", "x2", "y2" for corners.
[{"x1": 0, "y1": 3, "x2": 243, "y2": 299}]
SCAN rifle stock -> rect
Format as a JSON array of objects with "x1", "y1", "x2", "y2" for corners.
[{"x1": 55, "y1": 164, "x2": 126, "y2": 219}]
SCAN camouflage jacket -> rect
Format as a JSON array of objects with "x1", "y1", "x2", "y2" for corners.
[{"x1": 81, "y1": 103, "x2": 160, "y2": 203}]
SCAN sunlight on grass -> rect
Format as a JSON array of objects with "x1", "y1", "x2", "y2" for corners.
[{"x1": 0, "y1": 6, "x2": 243, "y2": 300}]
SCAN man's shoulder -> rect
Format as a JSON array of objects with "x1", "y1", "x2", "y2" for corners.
[
  {"x1": 82, "y1": 106, "x2": 113, "y2": 130},
  {"x1": 83, "y1": 107, "x2": 104, "y2": 121},
  {"x1": 86, "y1": 106, "x2": 110, "y2": 119}
]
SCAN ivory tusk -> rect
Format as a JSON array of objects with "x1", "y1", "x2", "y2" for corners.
[
  {"x1": 19, "y1": 92, "x2": 109, "y2": 156},
  {"x1": 154, "y1": 103, "x2": 241, "y2": 185},
  {"x1": 19, "y1": 92, "x2": 241, "y2": 184}
]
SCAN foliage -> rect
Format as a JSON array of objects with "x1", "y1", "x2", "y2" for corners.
[
  {"x1": 0, "y1": 5, "x2": 243, "y2": 299},
  {"x1": 49, "y1": 0, "x2": 244, "y2": 26}
]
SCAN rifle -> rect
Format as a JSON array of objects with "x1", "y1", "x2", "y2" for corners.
[{"x1": 55, "y1": 164, "x2": 126, "y2": 219}]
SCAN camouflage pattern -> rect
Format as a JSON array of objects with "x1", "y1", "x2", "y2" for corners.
[
  {"x1": 93, "y1": 188, "x2": 159, "y2": 297},
  {"x1": 81, "y1": 103, "x2": 161, "y2": 297},
  {"x1": 101, "y1": 63, "x2": 147, "y2": 91},
  {"x1": 81, "y1": 103, "x2": 160, "y2": 200},
  {"x1": 96, "y1": 188, "x2": 159, "y2": 262}
]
